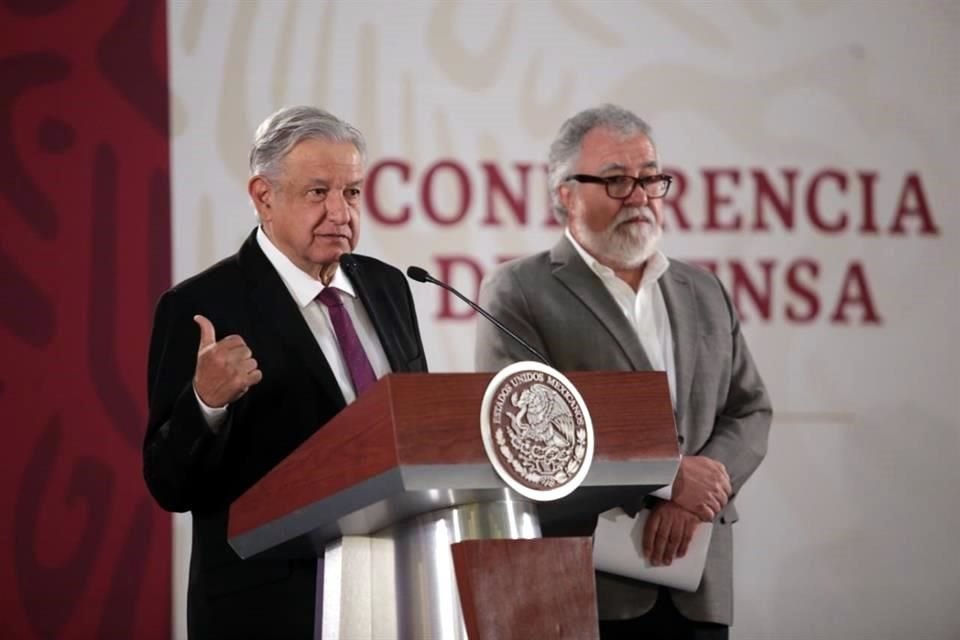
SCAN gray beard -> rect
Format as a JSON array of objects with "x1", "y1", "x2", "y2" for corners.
[{"x1": 572, "y1": 207, "x2": 662, "y2": 271}]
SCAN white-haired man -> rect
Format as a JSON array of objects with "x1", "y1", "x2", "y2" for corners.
[
  {"x1": 476, "y1": 104, "x2": 772, "y2": 639},
  {"x1": 144, "y1": 106, "x2": 427, "y2": 639}
]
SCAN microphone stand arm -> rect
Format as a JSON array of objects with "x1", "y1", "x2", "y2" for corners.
[{"x1": 425, "y1": 276, "x2": 549, "y2": 365}]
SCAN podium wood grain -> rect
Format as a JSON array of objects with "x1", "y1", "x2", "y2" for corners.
[{"x1": 452, "y1": 537, "x2": 599, "y2": 640}]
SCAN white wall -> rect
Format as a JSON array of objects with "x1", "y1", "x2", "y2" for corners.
[{"x1": 168, "y1": 1, "x2": 960, "y2": 638}]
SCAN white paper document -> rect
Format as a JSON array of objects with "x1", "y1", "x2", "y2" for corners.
[{"x1": 592, "y1": 507, "x2": 713, "y2": 592}]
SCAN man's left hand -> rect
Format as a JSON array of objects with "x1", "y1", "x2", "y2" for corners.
[
  {"x1": 642, "y1": 501, "x2": 702, "y2": 567},
  {"x1": 671, "y1": 454, "x2": 732, "y2": 522}
]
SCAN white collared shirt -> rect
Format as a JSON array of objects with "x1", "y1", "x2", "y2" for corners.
[
  {"x1": 564, "y1": 228, "x2": 677, "y2": 408},
  {"x1": 565, "y1": 229, "x2": 679, "y2": 498},
  {"x1": 255, "y1": 227, "x2": 392, "y2": 404}
]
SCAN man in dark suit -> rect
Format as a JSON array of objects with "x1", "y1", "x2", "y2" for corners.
[
  {"x1": 143, "y1": 106, "x2": 427, "y2": 639},
  {"x1": 475, "y1": 104, "x2": 771, "y2": 639}
]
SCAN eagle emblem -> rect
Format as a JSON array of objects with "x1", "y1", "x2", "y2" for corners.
[
  {"x1": 507, "y1": 383, "x2": 576, "y2": 448},
  {"x1": 480, "y1": 362, "x2": 595, "y2": 501}
]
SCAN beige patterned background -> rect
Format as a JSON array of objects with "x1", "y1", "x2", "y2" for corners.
[{"x1": 168, "y1": 1, "x2": 959, "y2": 638}]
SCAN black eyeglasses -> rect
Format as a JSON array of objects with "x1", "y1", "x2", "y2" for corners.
[{"x1": 565, "y1": 173, "x2": 673, "y2": 200}]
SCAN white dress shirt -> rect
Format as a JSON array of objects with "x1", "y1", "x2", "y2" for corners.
[
  {"x1": 565, "y1": 229, "x2": 679, "y2": 498},
  {"x1": 195, "y1": 228, "x2": 392, "y2": 426},
  {"x1": 564, "y1": 229, "x2": 677, "y2": 407}
]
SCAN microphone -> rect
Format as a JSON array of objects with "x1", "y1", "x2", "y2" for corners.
[
  {"x1": 339, "y1": 253, "x2": 359, "y2": 273},
  {"x1": 406, "y1": 266, "x2": 550, "y2": 365}
]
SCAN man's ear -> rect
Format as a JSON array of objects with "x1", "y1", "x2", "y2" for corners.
[{"x1": 248, "y1": 176, "x2": 273, "y2": 219}]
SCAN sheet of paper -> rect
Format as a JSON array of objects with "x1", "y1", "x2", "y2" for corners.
[{"x1": 592, "y1": 507, "x2": 712, "y2": 592}]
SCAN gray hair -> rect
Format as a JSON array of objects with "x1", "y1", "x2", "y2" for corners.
[
  {"x1": 547, "y1": 104, "x2": 654, "y2": 222},
  {"x1": 249, "y1": 105, "x2": 367, "y2": 178}
]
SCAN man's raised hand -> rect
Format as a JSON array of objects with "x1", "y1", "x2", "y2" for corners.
[{"x1": 192, "y1": 315, "x2": 262, "y2": 407}]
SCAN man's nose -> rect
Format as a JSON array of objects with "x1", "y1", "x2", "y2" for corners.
[
  {"x1": 623, "y1": 182, "x2": 649, "y2": 207},
  {"x1": 325, "y1": 193, "x2": 351, "y2": 223}
]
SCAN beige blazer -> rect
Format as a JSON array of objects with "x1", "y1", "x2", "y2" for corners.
[{"x1": 475, "y1": 235, "x2": 772, "y2": 625}]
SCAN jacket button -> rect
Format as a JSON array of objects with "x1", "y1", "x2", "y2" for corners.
[{"x1": 677, "y1": 434, "x2": 685, "y2": 444}]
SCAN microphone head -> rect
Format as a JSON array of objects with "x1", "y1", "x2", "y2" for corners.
[
  {"x1": 339, "y1": 253, "x2": 359, "y2": 272},
  {"x1": 406, "y1": 266, "x2": 430, "y2": 283}
]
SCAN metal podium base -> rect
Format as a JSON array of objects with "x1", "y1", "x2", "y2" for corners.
[{"x1": 322, "y1": 490, "x2": 541, "y2": 640}]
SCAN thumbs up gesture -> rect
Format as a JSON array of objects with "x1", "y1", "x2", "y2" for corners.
[{"x1": 192, "y1": 315, "x2": 263, "y2": 408}]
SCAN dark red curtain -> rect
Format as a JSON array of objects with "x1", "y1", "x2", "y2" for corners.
[{"x1": 0, "y1": 0, "x2": 171, "y2": 637}]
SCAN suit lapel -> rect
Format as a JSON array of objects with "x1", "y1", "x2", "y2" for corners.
[
  {"x1": 237, "y1": 231, "x2": 346, "y2": 412},
  {"x1": 550, "y1": 237, "x2": 653, "y2": 371},
  {"x1": 343, "y1": 257, "x2": 413, "y2": 372},
  {"x1": 659, "y1": 265, "x2": 699, "y2": 422}
]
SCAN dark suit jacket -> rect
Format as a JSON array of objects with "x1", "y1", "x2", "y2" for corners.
[
  {"x1": 143, "y1": 229, "x2": 427, "y2": 639},
  {"x1": 475, "y1": 236, "x2": 771, "y2": 626}
]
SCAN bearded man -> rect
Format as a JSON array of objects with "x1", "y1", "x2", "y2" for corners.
[{"x1": 475, "y1": 104, "x2": 772, "y2": 640}]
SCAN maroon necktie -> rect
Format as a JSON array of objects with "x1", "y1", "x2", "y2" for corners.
[
  {"x1": 316, "y1": 286, "x2": 377, "y2": 396},
  {"x1": 314, "y1": 286, "x2": 379, "y2": 637}
]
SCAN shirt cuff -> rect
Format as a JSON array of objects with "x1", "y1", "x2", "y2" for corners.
[
  {"x1": 193, "y1": 383, "x2": 228, "y2": 432},
  {"x1": 650, "y1": 485, "x2": 672, "y2": 501}
]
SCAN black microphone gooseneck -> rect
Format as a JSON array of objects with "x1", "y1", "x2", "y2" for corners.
[{"x1": 406, "y1": 266, "x2": 550, "y2": 365}]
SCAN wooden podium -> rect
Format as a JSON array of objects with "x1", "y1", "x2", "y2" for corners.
[{"x1": 228, "y1": 371, "x2": 679, "y2": 639}]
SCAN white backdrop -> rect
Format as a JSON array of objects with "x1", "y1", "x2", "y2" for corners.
[{"x1": 167, "y1": 1, "x2": 960, "y2": 638}]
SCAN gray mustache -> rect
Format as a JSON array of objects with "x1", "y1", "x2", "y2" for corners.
[{"x1": 616, "y1": 207, "x2": 656, "y2": 226}]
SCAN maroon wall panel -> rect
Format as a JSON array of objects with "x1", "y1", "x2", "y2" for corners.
[{"x1": 0, "y1": 1, "x2": 171, "y2": 638}]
